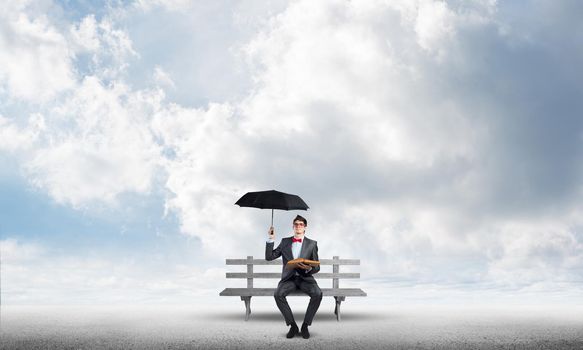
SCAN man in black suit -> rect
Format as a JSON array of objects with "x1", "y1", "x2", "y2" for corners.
[{"x1": 265, "y1": 215, "x2": 322, "y2": 339}]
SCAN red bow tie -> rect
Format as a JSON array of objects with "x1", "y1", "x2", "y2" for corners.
[{"x1": 292, "y1": 237, "x2": 302, "y2": 243}]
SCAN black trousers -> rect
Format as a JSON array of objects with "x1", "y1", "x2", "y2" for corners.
[{"x1": 274, "y1": 275, "x2": 323, "y2": 326}]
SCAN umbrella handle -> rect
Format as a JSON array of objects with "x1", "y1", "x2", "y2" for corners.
[{"x1": 271, "y1": 209, "x2": 274, "y2": 227}]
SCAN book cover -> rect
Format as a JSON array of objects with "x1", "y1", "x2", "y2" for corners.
[{"x1": 285, "y1": 258, "x2": 320, "y2": 270}]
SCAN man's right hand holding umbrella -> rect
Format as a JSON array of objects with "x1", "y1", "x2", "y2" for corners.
[{"x1": 268, "y1": 226, "x2": 275, "y2": 241}]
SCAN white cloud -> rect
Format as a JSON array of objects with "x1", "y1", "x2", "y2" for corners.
[
  {"x1": 239, "y1": 0, "x2": 481, "y2": 166},
  {"x1": 0, "y1": 113, "x2": 44, "y2": 152},
  {"x1": 414, "y1": 0, "x2": 455, "y2": 56},
  {"x1": 90, "y1": 17, "x2": 138, "y2": 79},
  {"x1": 134, "y1": 0, "x2": 195, "y2": 12},
  {"x1": 151, "y1": 102, "x2": 260, "y2": 258},
  {"x1": 68, "y1": 14, "x2": 137, "y2": 80},
  {"x1": 153, "y1": 66, "x2": 175, "y2": 88},
  {"x1": 0, "y1": 2, "x2": 76, "y2": 102},
  {"x1": 69, "y1": 14, "x2": 100, "y2": 52},
  {"x1": 0, "y1": 238, "x2": 45, "y2": 262},
  {"x1": 23, "y1": 77, "x2": 163, "y2": 208},
  {"x1": 0, "y1": 7, "x2": 153, "y2": 208}
]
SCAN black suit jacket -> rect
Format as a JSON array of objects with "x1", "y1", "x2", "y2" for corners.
[{"x1": 265, "y1": 236, "x2": 321, "y2": 284}]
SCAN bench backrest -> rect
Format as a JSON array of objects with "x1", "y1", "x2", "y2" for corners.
[{"x1": 225, "y1": 256, "x2": 360, "y2": 288}]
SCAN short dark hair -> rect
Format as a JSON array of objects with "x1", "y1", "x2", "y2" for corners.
[{"x1": 293, "y1": 215, "x2": 307, "y2": 226}]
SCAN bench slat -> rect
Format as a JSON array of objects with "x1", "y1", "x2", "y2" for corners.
[
  {"x1": 220, "y1": 288, "x2": 367, "y2": 297},
  {"x1": 226, "y1": 272, "x2": 360, "y2": 279},
  {"x1": 226, "y1": 259, "x2": 360, "y2": 265}
]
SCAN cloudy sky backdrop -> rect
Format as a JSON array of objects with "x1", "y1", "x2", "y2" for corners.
[{"x1": 1, "y1": 0, "x2": 582, "y2": 305}]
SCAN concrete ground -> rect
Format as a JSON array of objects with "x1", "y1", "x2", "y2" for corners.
[{"x1": 1, "y1": 298, "x2": 582, "y2": 349}]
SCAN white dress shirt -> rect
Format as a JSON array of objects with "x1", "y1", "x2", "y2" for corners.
[{"x1": 291, "y1": 238, "x2": 303, "y2": 259}]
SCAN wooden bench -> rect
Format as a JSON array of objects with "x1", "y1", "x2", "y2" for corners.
[{"x1": 219, "y1": 255, "x2": 367, "y2": 321}]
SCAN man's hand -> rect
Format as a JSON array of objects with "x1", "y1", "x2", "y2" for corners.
[
  {"x1": 296, "y1": 262, "x2": 311, "y2": 270},
  {"x1": 268, "y1": 226, "x2": 275, "y2": 241}
]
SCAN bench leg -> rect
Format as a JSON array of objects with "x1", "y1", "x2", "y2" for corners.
[
  {"x1": 241, "y1": 296, "x2": 252, "y2": 321},
  {"x1": 334, "y1": 296, "x2": 345, "y2": 321}
]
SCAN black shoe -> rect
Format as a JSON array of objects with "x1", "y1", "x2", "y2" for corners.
[
  {"x1": 301, "y1": 323, "x2": 310, "y2": 339},
  {"x1": 286, "y1": 324, "x2": 299, "y2": 338}
]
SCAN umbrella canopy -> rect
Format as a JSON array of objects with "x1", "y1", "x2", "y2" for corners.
[{"x1": 235, "y1": 190, "x2": 309, "y2": 226}]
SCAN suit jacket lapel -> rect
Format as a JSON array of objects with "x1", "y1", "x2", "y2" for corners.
[
  {"x1": 299, "y1": 237, "x2": 309, "y2": 259},
  {"x1": 285, "y1": 238, "x2": 293, "y2": 259}
]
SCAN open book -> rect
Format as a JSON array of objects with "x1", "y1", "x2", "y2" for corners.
[{"x1": 285, "y1": 258, "x2": 321, "y2": 270}]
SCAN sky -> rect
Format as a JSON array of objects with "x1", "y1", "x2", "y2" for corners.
[{"x1": 1, "y1": 0, "x2": 582, "y2": 305}]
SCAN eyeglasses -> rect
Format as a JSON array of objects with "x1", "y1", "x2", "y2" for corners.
[{"x1": 293, "y1": 223, "x2": 305, "y2": 227}]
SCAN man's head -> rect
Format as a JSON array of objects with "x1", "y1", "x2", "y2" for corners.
[{"x1": 293, "y1": 215, "x2": 307, "y2": 236}]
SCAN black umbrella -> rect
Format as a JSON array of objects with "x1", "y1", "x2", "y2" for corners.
[{"x1": 235, "y1": 189, "x2": 309, "y2": 226}]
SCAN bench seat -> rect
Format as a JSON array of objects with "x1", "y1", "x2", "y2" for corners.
[{"x1": 220, "y1": 288, "x2": 367, "y2": 297}]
